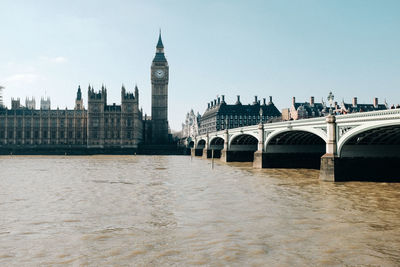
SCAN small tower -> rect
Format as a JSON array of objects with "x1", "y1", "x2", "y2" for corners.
[
  {"x1": 25, "y1": 97, "x2": 36, "y2": 110},
  {"x1": 75, "y1": 85, "x2": 84, "y2": 110},
  {"x1": 40, "y1": 97, "x2": 51, "y2": 110},
  {"x1": 87, "y1": 85, "x2": 107, "y2": 147}
]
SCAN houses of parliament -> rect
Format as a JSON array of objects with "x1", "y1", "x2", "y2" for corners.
[{"x1": 0, "y1": 33, "x2": 170, "y2": 153}]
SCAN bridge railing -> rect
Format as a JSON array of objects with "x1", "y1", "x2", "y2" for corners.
[
  {"x1": 335, "y1": 108, "x2": 400, "y2": 122},
  {"x1": 196, "y1": 109, "x2": 400, "y2": 139}
]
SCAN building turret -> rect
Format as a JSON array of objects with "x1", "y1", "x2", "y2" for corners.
[
  {"x1": 75, "y1": 85, "x2": 84, "y2": 110},
  {"x1": 135, "y1": 84, "x2": 139, "y2": 100},
  {"x1": 25, "y1": 97, "x2": 36, "y2": 109},
  {"x1": 40, "y1": 97, "x2": 51, "y2": 110}
]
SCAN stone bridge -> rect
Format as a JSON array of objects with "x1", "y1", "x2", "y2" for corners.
[{"x1": 190, "y1": 109, "x2": 400, "y2": 182}]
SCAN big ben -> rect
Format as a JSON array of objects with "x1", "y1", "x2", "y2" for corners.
[{"x1": 151, "y1": 32, "x2": 169, "y2": 144}]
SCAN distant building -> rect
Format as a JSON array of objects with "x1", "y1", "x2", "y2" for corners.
[
  {"x1": 0, "y1": 85, "x2": 143, "y2": 149},
  {"x1": 181, "y1": 109, "x2": 201, "y2": 140},
  {"x1": 283, "y1": 96, "x2": 328, "y2": 121},
  {"x1": 0, "y1": 32, "x2": 174, "y2": 152},
  {"x1": 199, "y1": 95, "x2": 281, "y2": 134},
  {"x1": 283, "y1": 96, "x2": 389, "y2": 121},
  {"x1": 337, "y1": 97, "x2": 387, "y2": 114}
]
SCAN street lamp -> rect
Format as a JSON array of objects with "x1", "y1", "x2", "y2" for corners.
[
  {"x1": 327, "y1": 91, "x2": 335, "y2": 115},
  {"x1": 259, "y1": 107, "x2": 263, "y2": 124}
]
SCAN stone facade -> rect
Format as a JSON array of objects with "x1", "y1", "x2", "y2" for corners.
[
  {"x1": 199, "y1": 95, "x2": 281, "y2": 134},
  {"x1": 0, "y1": 85, "x2": 143, "y2": 150}
]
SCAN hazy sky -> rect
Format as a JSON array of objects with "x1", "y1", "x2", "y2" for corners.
[{"x1": 1, "y1": 0, "x2": 399, "y2": 130}]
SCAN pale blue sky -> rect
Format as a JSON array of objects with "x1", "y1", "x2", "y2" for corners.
[{"x1": 1, "y1": 0, "x2": 399, "y2": 130}]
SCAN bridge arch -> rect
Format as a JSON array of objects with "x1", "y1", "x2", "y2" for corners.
[
  {"x1": 224, "y1": 134, "x2": 258, "y2": 162},
  {"x1": 264, "y1": 128, "x2": 327, "y2": 150},
  {"x1": 337, "y1": 122, "x2": 400, "y2": 157},
  {"x1": 229, "y1": 133, "x2": 259, "y2": 150},
  {"x1": 196, "y1": 139, "x2": 206, "y2": 149},
  {"x1": 334, "y1": 122, "x2": 400, "y2": 181},
  {"x1": 188, "y1": 140, "x2": 194, "y2": 148},
  {"x1": 264, "y1": 129, "x2": 326, "y2": 169},
  {"x1": 209, "y1": 136, "x2": 224, "y2": 149}
]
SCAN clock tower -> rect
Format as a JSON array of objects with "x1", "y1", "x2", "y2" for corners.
[{"x1": 151, "y1": 31, "x2": 169, "y2": 144}]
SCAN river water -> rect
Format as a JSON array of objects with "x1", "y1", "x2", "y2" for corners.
[{"x1": 0, "y1": 156, "x2": 399, "y2": 266}]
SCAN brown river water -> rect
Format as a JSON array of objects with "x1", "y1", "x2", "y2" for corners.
[{"x1": 0, "y1": 155, "x2": 399, "y2": 266}]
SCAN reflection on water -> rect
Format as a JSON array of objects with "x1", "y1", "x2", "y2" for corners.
[{"x1": 0, "y1": 156, "x2": 399, "y2": 266}]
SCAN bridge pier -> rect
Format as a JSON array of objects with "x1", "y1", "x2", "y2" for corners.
[
  {"x1": 253, "y1": 151, "x2": 265, "y2": 168},
  {"x1": 253, "y1": 123, "x2": 265, "y2": 168},
  {"x1": 319, "y1": 115, "x2": 338, "y2": 181},
  {"x1": 254, "y1": 152, "x2": 322, "y2": 169},
  {"x1": 191, "y1": 148, "x2": 203, "y2": 157},
  {"x1": 202, "y1": 148, "x2": 209, "y2": 158},
  {"x1": 220, "y1": 149, "x2": 231, "y2": 162},
  {"x1": 319, "y1": 154, "x2": 338, "y2": 181},
  {"x1": 203, "y1": 149, "x2": 221, "y2": 159}
]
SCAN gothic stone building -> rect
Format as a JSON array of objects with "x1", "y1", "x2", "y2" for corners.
[
  {"x1": 0, "y1": 32, "x2": 172, "y2": 153},
  {"x1": 0, "y1": 85, "x2": 143, "y2": 152},
  {"x1": 199, "y1": 95, "x2": 281, "y2": 135}
]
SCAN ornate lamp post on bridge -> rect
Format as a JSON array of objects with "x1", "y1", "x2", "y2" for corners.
[
  {"x1": 320, "y1": 91, "x2": 338, "y2": 181},
  {"x1": 327, "y1": 91, "x2": 335, "y2": 115},
  {"x1": 253, "y1": 107, "x2": 265, "y2": 168}
]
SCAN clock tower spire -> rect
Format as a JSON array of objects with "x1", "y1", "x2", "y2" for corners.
[{"x1": 151, "y1": 31, "x2": 169, "y2": 144}]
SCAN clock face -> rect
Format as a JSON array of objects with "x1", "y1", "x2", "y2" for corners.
[{"x1": 155, "y1": 69, "x2": 165, "y2": 78}]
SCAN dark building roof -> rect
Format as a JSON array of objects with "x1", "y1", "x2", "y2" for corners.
[
  {"x1": 341, "y1": 103, "x2": 387, "y2": 112},
  {"x1": 153, "y1": 52, "x2": 167, "y2": 62},
  {"x1": 76, "y1": 86, "x2": 82, "y2": 100},
  {"x1": 156, "y1": 32, "x2": 164, "y2": 48},
  {"x1": 153, "y1": 32, "x2": 167, "y2": 63},
  {"x1": 202, "y1": 96, "x2": 281, "y2": 120}
]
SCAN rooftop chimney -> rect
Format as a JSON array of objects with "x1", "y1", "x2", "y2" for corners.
[
  {"x1": 236, "y1": 95, "x2": 241, "y2": 105},
  {"x1": 214, "y1": 99, "x2": 217, "y2": 106},
  {"x1": 292, "y1": 97, "x2": 296, "y2": 106},
  {"x1": 253, "y1": 96, "x2": 258, "y2": 105},
  {"x1": 263, "y1": 98, "x2": 266, "y2": 105},
  {"x1": 221, "y1": 95, "x2": 225, "y2": 103},
  {"x1": 373, "y1": 97, "x2": 378, "y2": 108},
  {"x1": 269, "y1": 96, "x2": 273, "y2": 104},
  {"x1": 352, "y1": 97, "x2": 357, "y2": 107},
  {"x1": 218, "y1": 97, "x2": 220, "y2": 104},
  {"x1": 310, "y1": 96, "x2": 315, "y2": 107},
  {"x1": 208, "y1": 103, "x2": 210, "y2": 109}
]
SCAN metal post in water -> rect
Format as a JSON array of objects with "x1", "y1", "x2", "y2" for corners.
[{"x1": 211, "y1": 149, "x2": 214, "y2": 169}]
